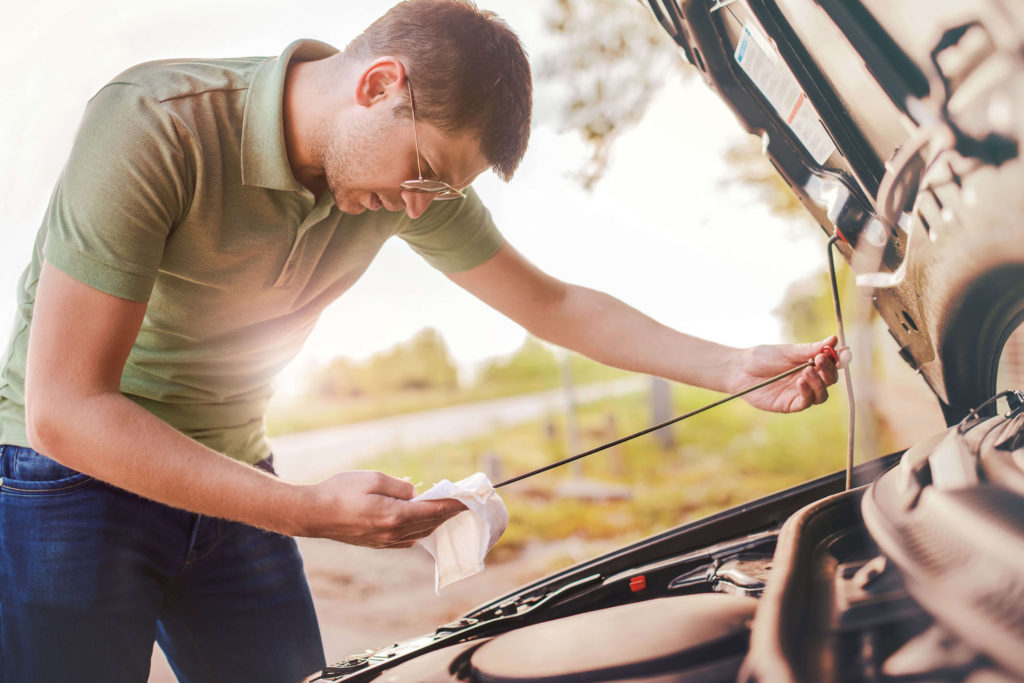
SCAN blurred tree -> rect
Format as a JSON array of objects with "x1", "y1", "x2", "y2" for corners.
[
  {"x1": 476, "y1": 337, "x2": 559, "y2": 387},
  {"x1": 540, "y1": 0, "x2": 690, "y2": 189},
  {"x1": 475, "y1": 336, "x2": 630, "y2": 392},
  {"x1": 719, "y1": 137, "x2": 848, "y2": 347},
  {"x1": 568, "y1": 349, "x2": 631, "y2": 383},
  {"x1": 311, "y1": 357, "x2": 364, "y2": 398},
  {"x1": 774, "y1": 268, "x2": 854, "y2": 343},
  {"x1": 541, "y1": 0, "x2": 810, "y2": 223},
  {"x1": 308, "y1": 327, "x2": 458, "y2": 397},
  {"x1": 720, "y1": 136, "x2": 806, "y2": 217},
  {"x1": 368, "y1": 328, "x2": 459, "y2": 392}
]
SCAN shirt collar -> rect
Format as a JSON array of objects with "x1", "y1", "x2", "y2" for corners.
[{"x1": 241, "y1": 39, "x2": 338, "y2": 192}]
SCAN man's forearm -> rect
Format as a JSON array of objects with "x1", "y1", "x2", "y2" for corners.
[
  {"x1": 524, "y1": 283, "x2": 742, "y2": 393},
  {"x1": 449, "y1": 243, "x2": 839, "y2": 414},
  {"x1": 27, "y1": 390, "x2": 308, "y2": 536}
]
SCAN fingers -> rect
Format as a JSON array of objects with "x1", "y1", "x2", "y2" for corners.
[
  {"x1": 405, "y1": 498, "x2": 467, "y2": 525},
  {"x1": 809, "y1": 336, "x2": 848, "y2": 393},
  {"x1": 798, "y1": 365, "x2": 829, "y2": 406},
  {"x1": 354, "y1": 470, "x2": 417, "y2": 500},
  {"x1": 815, "y1": 335, "x2": 851, "y2": 368},
  {"x1": 792, "y1": 346, "x2": 833, "y2": 406},
  {"x1": 777, "y1": 335, "x2": 839, "y2": 369},
  {"x1": 434, "y1": 497, "x2": 469, "y2": 517},
  {"x1": 813, "y1": 351, "x2": 839, "y2": 386},
  {"x1": 308, "y1": 472, "x2": 469, "y2": 548},
  {"x1": 371, "y1": 499, "x2": 466, "y2": 548},
  {"x1": 748, "y1": 336, "x2": 851, "y2": 412}
]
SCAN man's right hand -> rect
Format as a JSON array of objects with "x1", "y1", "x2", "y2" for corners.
[{"x1": 298, "y1": 470, "x2": 466, "y2": 548}]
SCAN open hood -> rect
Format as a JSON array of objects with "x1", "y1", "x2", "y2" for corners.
[{"x1": 647, "y1": 0, "x2": 1024, "y2": 422}]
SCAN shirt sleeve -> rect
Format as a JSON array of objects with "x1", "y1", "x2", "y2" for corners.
[
  {"x1": 42, "y1": 81, "x2": 191, "y2": 302},
  {"x1": 395, "y1": 187, "x2": 505, "y2": 273}
]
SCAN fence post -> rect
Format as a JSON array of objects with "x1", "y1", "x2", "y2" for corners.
[{"x1": 650, "y1": 376, "x2": 676, "y2": 450}]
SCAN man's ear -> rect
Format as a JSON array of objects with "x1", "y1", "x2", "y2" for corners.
[{"x1": 354, "y1": 57, "x2": 406, "y2": 107}]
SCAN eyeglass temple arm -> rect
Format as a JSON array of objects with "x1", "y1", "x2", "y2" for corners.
[{"x1": 405, "y1": 79, "x2": 424, "y2": 182}]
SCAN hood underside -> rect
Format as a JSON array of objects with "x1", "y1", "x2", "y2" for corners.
[{"x1": 647, "y1": 0, "x2": 1024, "y2": 421}]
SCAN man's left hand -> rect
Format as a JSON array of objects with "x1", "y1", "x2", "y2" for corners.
[{"x1": 731, "y1": 336, "x2": 847, "y2": 413}]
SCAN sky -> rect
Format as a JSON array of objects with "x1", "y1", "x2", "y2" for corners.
[{"x1": 0, "y1": 0, "x2": 829, "y2": 394}]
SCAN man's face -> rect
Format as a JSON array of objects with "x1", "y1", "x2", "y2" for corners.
[{"x1": 319, "y1": 105, "x2": 490, "y2": 220}]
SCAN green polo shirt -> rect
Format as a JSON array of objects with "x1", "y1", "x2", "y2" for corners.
[{"x1": 0, "y1": 40, "x2": 504, "y2": 463}]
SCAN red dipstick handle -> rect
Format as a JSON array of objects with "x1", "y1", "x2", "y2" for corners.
[{"x1": 821, "y1": 345, "x2": 839, "y2": 364}]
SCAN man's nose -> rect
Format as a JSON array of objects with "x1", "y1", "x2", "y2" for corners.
[{"x1": 402, "y1": 191, "x2": 433, "y2": 219}]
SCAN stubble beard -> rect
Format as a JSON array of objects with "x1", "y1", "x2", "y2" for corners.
[{"x1": 317, "y1": 115, "x2": 391, "y2": 214}]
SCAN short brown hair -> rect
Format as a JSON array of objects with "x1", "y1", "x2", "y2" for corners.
[{"x1": 346, "y1": 0, "x2": 532, "y2": 181}]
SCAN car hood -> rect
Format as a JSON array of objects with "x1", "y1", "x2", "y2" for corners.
[{"x1": 646, "y1": 0, "x2": 1024, "y2": 422}]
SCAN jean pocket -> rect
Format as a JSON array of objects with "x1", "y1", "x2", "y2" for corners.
[{"x1": 0, "y1": 445, "x2": 95, "y2": 495}]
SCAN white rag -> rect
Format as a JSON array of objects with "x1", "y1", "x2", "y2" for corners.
[{"x1": 413, "y1": 472, "x2": 509, "y2": 593}]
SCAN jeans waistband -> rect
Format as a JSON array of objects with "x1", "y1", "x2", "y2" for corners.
[{"x1": 1, "y1": 445, "x2": 277, "y2": 479}]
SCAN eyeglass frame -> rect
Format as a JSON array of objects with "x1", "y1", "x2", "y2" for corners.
[{"x1": 400, "y1": 78, "x2": 465, "y2": 201}]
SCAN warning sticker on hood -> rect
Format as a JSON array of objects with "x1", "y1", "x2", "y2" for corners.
[{"x1": 735, "y1": 23, "x2": 836, "y2": 166}]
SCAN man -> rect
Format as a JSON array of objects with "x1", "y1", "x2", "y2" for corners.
[{"x1": 0, "y1": 0, "x2": 841, "y2": 680}]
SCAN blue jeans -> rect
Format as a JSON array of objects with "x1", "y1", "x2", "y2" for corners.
[{"x1": 0, "y1": 445, "x2": 326, "y2": 682}]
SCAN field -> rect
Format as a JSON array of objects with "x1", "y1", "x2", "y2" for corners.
[{"x1": 359, "y1": 382, "x2": 860, "y2": 559}]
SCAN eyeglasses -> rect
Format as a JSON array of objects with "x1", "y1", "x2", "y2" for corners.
[{"x1": 400, "y1": 79, "x2": 465, "y2": 201}]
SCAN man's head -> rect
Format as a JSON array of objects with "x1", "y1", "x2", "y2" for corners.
[{"x1": 344, "y1": 0, "x2": 532, "y2": 183}]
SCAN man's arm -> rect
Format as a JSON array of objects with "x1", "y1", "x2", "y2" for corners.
[
  {"x1": 25, "y1": 261, "x2": 462, "y2": 547},
  {"x1": 447, "y1": 242, "x2": 840, "y2": 413}
]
